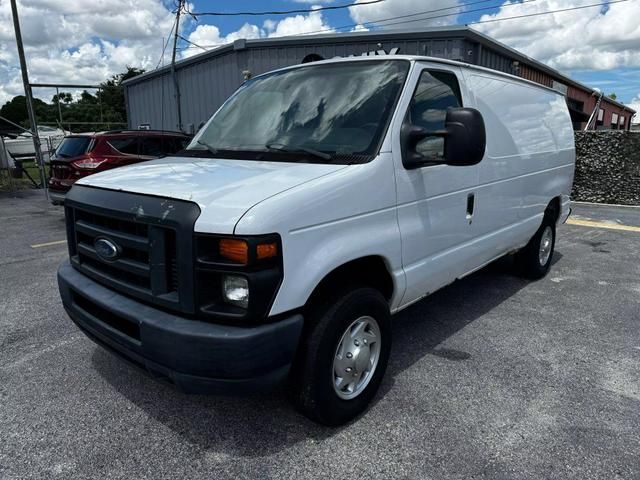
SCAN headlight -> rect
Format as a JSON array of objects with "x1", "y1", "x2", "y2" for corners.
[
  {"x1": 222, "y1": 275, "x2": 249, "y2": 308},
  {"x1": 195, "y1": 233, "x2": 282, "y2": 322}
]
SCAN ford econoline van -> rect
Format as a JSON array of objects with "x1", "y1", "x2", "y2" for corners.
[{"x1": 57, "y1": 56, "x2": 575, "y2": 425}]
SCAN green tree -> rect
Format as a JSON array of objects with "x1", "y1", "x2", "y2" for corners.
[
  {"x1": 0, "y1": 95, "x2": 53, "y2": 131},
  {"x1": 79, "y1": 90, "x2": 97, "y2": 104},
  {"x1": 97, "y1": 66, "x2": 145, "y2": 123},
  {"x1": 608, "y1": 92, "x2": 617, "y2": 101},
  {"x1": 1, "y1": 67, "x2": 144, "y2": 133}
]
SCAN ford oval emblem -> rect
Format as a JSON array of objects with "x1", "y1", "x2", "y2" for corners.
[{"x1": 94, "y1": 237, "x2": 121, "y2": 262}]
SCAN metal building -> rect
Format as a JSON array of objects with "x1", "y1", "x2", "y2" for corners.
[{"x1": 123, "y1": 26, "x2": 635, "y2": 133}]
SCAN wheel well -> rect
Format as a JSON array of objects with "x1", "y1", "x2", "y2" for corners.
[
  {"x1": 306, "y1": 256, "x2": 394, "y2": 308},
  {"x1": 546, "y1": 196, "x2": 561, "y2": 223}
]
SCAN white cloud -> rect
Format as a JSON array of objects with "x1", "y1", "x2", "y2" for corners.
[
  {"x1": 183, "y1": 9, "x2": 334, "y2": 58},
  {"x1": 267, "y1": 9, "x2": 334, "y2": 37},
  {"x1": 348, "y1": 0, "x2": 461, "y2": 28},
  {"x1": 183, "y1": 23, "x2": 263, "y2": 57},
  {"x1": 475, "y1": 0, "x2": 640, "y2": 71},
  {"x1": 629, "y1": 94, "x2": 640, "y2": 124},
  {"x1": 0, "y1": 0, "x2": 336, "y2": 105},
  {"x1": 351, "y1": 24, "x2": 370, "y2": 32},
  {"x1": 263, "y1": 19, "x2": 277, "y2": 32},
  {"x1": 0, "y1": 0, "x2": 175, "y2": 104}
]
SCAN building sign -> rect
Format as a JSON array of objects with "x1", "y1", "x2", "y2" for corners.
[
  {"x1": 335, "y1": 47, "x2": 400, "y2": 59},
  {"x1": 552, "y1": 80, "x2": 568, "y2": 96}
]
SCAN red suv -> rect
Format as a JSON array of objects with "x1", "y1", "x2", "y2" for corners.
[{"x1": 48, "y1": 130, "x2": 191, "y2": 205}]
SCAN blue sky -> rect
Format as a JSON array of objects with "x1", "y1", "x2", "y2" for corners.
[{"x1": 181, "y1": 0, "x2": 499, "y2": 32}]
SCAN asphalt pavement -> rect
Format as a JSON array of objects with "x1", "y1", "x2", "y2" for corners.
[{"x1": 1, "y1": 190, "x2": 639, "y2": 479}]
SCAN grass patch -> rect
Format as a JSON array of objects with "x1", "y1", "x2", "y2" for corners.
[{"x1": 0, "y1": 162, "x2": 48, "y2": 192}]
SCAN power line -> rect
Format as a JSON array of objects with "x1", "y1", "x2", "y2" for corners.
[
  {"x1": 173, "y1": 0, "x2": 635, "y2": 52},
  {"x1": 304, "y1": 0, "x2": 505, "y2": 34},
  {"x1": 329, "y1": 0, "x2": 632, "y2": 33},
  {"x1": 176, "y1": 0, "x2": 513, "y2": 51},
  {"x1": 468, "y1": 0, "x2": 632, "y2": 25},
  {"x1": 155, "y1": 16, "x2": 177, "y2": 69},
  {"x1": 301, "y1": 0, "x2": 539, "y2": 35},
  {"x1": 178, "y1": 34, "x2": 207, "y2": 52},
  {"x1": 185, "y1": 0, "x2": 385, "y2": 17}
]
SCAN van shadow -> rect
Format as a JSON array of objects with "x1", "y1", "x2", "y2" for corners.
[
  {"x1": 91, "y1": 251, "x2": 563, "y2": 457},
  {"x1": 379, "y1": 251, "x2": 561, "y2": 395}
]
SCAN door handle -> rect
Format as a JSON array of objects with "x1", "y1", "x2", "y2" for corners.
[{"x1": 466, "y1": 193, "x2": 475, "y2": 222}]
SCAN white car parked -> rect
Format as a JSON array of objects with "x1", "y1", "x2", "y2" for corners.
[{"x1": 57, "y1": 56, "x2": 575, "y2": 425}]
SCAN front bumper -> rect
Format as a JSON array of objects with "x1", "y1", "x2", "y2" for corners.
[
  {"x1": 58, "y1": 260, "x2": 304, "y2": 394},
  {"x1": 48, "y1": 189, "x2": 66, "y2": 205}
]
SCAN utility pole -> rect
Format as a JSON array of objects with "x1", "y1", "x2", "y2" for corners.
[
  {"x1": 171, "y1": 0, "x2": 184, "y2": 132},
  {"x1": 55, "y1": 86, "x2": 63, "y2": 128},
  {"x1": 10, "y1": 0, "x2": 48, "y2": 198}
]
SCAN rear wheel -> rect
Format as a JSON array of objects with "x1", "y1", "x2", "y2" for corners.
[
  {"x1": 289, "y1": 287, "x2": 391, "y2": 426},
  {"x1": 516, "y1": 215, "x2": 556, "y2": 279}
]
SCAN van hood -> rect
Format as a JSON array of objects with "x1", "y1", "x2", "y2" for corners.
[{"x1": 76, "y1": 156, "x2": 348, "y2": 233}]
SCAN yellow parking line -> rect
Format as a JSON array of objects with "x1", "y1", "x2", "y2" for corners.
[
  {"x1": 566, "y1": 218, "x2": 640, "y2": 233},
  {"x1": 31, "y1": 240, "x2": 67, "y2": 248}
]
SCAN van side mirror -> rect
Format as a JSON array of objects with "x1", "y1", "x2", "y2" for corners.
[{"x1": 401, "y1": 107, "x2": 486, "y2": 169}]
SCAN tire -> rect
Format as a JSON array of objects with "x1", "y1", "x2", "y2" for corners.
[
  {"x1": 516, "y1": 214, "x2": 556, "y2": 279},
  {"x1": 289, "y1": 287, "x2": 391, "y2": 426}
]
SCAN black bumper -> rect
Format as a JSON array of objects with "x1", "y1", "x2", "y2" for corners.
[
  {"x1": 58, "y1": 261, "x2": 304, "y2": 394},
  {"x1": 48, "y1": 190, "x2": 66, "y2": 205}
]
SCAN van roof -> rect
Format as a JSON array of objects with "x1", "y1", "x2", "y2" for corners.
[{"x1": 253, "y1": 55, "x2": 566, "y2": 97}]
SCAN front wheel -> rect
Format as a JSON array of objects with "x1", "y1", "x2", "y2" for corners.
[
  {"x1": 515, "y1": 215, "x2": 556, "y2": 279},
  {"x1": 289, "y1": 287, "x2": 391, "y2": 426}
]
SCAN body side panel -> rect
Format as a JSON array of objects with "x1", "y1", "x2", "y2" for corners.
[
  {"x1": 462, "y1": 70, "x2": 575, "y2": 261},
  {"x1": 233, "y1": 153, "x2": 405, "y2": 315}
]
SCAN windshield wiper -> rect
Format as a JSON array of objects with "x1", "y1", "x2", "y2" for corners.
[
  {"x1": 196, "y1": 139, "x2": 219, "y2": 155},
  {"x1": 265, "y1": 143, "x2": 331, "y2": 161}
]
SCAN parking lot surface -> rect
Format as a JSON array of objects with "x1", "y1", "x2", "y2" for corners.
[{"x1": 1, "y1": 190, "x2": 639, "y2": 480}]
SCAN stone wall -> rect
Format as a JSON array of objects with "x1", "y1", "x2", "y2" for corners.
[{"x1": 573, "y1": 131, "x2": 640, "y2": 205}]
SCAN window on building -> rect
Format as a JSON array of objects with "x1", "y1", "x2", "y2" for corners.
[
  {"x1": 619, "y1": 116, "x2": 625, "y2": 130},
  {"x1": 597, "y1": 108, "x2": 604, "y2": 123},
  {"x1": 406, "y1": 69, "x2": 462, "y2": 160},
  {"x1": 612, "y1": 112, "x2": 619, "y2": 129}
]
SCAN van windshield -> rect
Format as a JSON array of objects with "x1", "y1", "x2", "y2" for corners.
[{"x1": 187, "y1": 60, "x2": 409, "y2": 164}]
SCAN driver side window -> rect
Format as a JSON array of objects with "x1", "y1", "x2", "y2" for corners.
[{"x1": 407, "y1": 70, "x2": 462, "y2": 160}]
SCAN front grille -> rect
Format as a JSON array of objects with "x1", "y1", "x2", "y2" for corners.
[
  {"x1": 72, "y1": 208, "x2": 174, "y2": 296},
  {"x1": 64, "y1": 186, "x2": 201, "y2": 314}
]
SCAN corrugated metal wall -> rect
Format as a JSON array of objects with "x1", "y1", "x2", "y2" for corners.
[
  {"x1": 519, "y1": 64, "x2": 554, "y2": 88},
  {"x1": 125, "y1": 34, "x2": 634, "y2": 132},
  {"x1": 477, "y1": 46, "x2": 515, "y2": 75},
  {"x1": 125, "y1": 37, "x2": 471, "y2": 131}
]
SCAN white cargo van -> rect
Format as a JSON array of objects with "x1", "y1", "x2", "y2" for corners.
[{"x1": 58, "y1": 56, "x2": 574, "y2": 425}]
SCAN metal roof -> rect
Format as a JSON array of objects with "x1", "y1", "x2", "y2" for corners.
[{"x1": 124, "y1": 25, "x2": 634, "y2": 114}]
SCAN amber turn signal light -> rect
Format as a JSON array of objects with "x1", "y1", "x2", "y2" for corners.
[
  {"x1": 256, "y1": 242, "x2": 278, "y2": 260},
  {"x1": 219, "y1": 239, "x2": 249, "y2": 264}
]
